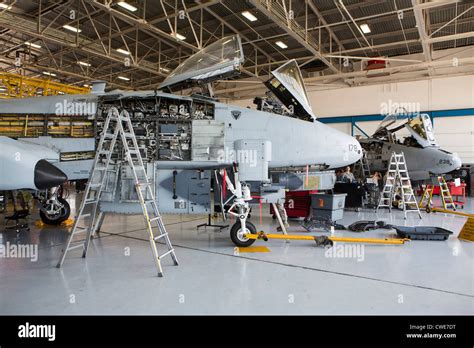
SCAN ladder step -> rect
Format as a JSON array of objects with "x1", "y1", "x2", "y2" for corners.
[
  {"x1": 154, "y1": 233, "x2": 168, "y2": 241},
  {"x1": 73, "y1": 226, "x2": 89, "y2": 233},
  {"x1": 160, "y1": 249, "x2": 174, "y2": 259},
  {"x1": 77, "y1": 214, "x2": 91, "y2": 219},
  {"x1": 67, "y1": 243, "x2": 84, "y2": 251},
  {"x1": 84, "y1": 199, "x2": 98, "y2": 204},
  {"x1": 149, "y1": 216, "x2": 162, "y2": 222}
]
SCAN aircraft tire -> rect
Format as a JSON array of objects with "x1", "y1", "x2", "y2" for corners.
[
  {"x1": 40, "y1": 197, "x2": 71, "y2": 225},
  {"x1": 230, "y1": 220, "x2": 257, "y2": 247}
]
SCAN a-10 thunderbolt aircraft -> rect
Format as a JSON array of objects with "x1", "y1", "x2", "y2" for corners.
[
  {"x1": 0, "y1": 136, "x2": 68, "y2": 223},
  {"x1": 0, "y1": 35, "x2": 362, "y2": 245},
  {"x1": 359, "y1": 113, "x2": 462, "y2": 181}
]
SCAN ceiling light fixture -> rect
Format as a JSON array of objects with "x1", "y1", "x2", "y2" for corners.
[
  {"x1": 173, "y1": 33, "x2": 186, "y2": 41},
  {"x1": 118, "y1": 76, "x2": 130, "y2": 81},
  {"x1": 275, "y1": 41, "x2": 288, "y2": 49},
  {"x1": 78, "y1": 61, "x2": 91, "y2": 67},
  {"x1": 117, "y1": 2, "x2": 137, "y2": 12},
  {"x1": 359, "y1": 23, "x2": 371, "y2": 34},
  {"x1": 0, "y1": 3, "x2": 12, "y2": 10},
  {"x1": 242, "y1": 11, "x2": 257, "y2": 22},
  {"x1": 116, "y1": 48, "x2": 130, "y2": 55},
  {"x1": 42, "y1": 71, "x2": 57, "y2": 77},
  {"x1": 25, "y1": 42, "x2": 41, "y2": 49},
  {"x1": 63, "y1": 24, "x2": 81, "y2": 33}
]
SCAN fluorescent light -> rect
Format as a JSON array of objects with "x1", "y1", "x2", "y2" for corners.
[
  {"x1": 116, "y1": 48, "x2": 130, "y2": 55},
  {"x1": 117, "y1": 2, "x2": 137, "y2": 12},
  {"x1": 118, "y1": 76, "x2": 130, "y2": 81},
  {"x1": 78, "y1": 61, "x2": 91, "y2": 67},
  {"x1": 242, "y1": 11, "x2": 257, "y2": 22},
  {"x1": 25, "y1": 42, "x2": 41, "y2": 49},
  {"x1": 83, "y1": 84, "x2": 90, "y2": 88},
  {"x1": 173, "y1": 32, "x2": 186, "y2": 41},
  {"x1": 275, "y1": 41, "x2": 288, "y2": 49},
  {"x1": 0, "y1": 3, "x2": 12, "y2": 10},
  {"x1": 42, "y1": 71, "x2": 57, "y2": 77},
  {"x1": 63, "y1": 24, "x2": 81, "y2": 33},
  {"x1": 360, "y1": 23, "x2": 371, "y2": 34},
  {"x1": 160, "y1": 67, "x2": 170, "y2": 73}
]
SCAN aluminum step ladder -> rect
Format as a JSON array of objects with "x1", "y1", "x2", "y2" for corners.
[
  {"x1": 438, "y1": 175, "x2": 456, "y2": 210},
  {"x1": 57, "y1": 107, "x2": 178, "y2": 277},
  {"x1": 377, "y1": 152, "x2": 422, "y2": 219},
  {"x1": 354, "y1": 150, "x2": 371, "y2": 181}
]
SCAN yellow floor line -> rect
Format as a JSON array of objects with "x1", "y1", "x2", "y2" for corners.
[{"x1": 238, "y1": 246, "x2": 271, "y2": 253}]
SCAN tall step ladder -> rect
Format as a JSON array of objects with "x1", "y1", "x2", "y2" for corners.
[
  {"x1": 438, "y1": 175, "x2": 456, "y2": 210},
  {"x1": 354, "y1": 150, "x2": 371, "y2": 181},
  {"x1": 376, "y1": 152, "x2": 422, "y2": 219},
  {"x1": 56, "y1": 107, "x2": 178, "y2": 277}
]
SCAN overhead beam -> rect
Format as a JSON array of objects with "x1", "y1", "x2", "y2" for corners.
[
  {"x1": 85, "y1": 0, "x2": 199, "y2": 52},
  {"x1": 0, "y1": 11, "x2": 166, "y2": 78},
  {"x1": 249, "y1": 0, "x2": 340, "y2": 74},
  {"x1": 412, "y1": 0, "x2": 432, "y2": 62}
]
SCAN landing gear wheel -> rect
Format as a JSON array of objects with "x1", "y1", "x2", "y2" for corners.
[
  {"x1": 40, "y1": 197, "x2": 70, "y2": 225},
  {"x1": 230, "y1": 220, "x2": 257, "y2": 247}
]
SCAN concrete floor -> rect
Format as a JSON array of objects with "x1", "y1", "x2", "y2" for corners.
[{"x1": 0, "y1": 194, "x2": 473, "y2": 315}]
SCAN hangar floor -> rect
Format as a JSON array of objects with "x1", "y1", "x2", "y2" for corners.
[{"x1": 0, "y1": 194, "x2": 473, "y2": 315}]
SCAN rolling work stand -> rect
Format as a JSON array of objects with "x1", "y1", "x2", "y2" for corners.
[{"x1": 57, "y1": 107, "x2": 178, "y2": 277}]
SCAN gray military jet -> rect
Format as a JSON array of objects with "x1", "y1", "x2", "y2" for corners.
[
  {"x1": 360, "y1": 113, "x2": 462, "y2": 181},
  {"x1": 0, "y1": 136, "x2": 69, "y2": 224},
  {"x1": 0, "y1": 35, "x2": 362, "y2": 245}
]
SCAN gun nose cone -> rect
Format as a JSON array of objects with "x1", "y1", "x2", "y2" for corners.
[
  {"x1": 453, "y1": 155, "x2": 462, "y2": 169},
  {"x1": 34, "y1": 160, "x2": 67, "y2": 189}
]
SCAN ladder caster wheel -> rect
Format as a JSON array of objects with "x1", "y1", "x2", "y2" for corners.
[
  {"x1": 230, "y1": 221, "x2": 257, "y2": 247},
  {"x1": 425, "y1": 206, "x2": 431, "y2": 213}
]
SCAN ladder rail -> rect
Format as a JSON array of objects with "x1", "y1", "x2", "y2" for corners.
[
  {"x1": 377, "y1": 151, "x2": 422, "y2": 219},
  {"x1": 57, "y1": 107, "x2": 178, "y2": 276}
]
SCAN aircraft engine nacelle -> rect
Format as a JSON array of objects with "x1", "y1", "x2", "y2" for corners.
[{"x1": 0, "y1": 137, "x2": 67, "y2": 191}]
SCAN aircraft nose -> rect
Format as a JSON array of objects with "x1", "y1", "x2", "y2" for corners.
[
  {"x1": 34, "y1": 160, "x2": 68, "y2": 190},
  {"x1": 452, "y1": 154, "x2": 462, "y2": 169},
  {"x1": 348, "y1": 137, "x2": 363, "y2": 164}
]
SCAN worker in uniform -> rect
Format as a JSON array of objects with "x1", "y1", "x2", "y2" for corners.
[{"x1": 342, "y1": 166, "x2": 356, "y2": 183}]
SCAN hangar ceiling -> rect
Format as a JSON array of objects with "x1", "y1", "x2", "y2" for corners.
[{"x1": 0, "y1": 0, "x2": 473, "y2": 94}]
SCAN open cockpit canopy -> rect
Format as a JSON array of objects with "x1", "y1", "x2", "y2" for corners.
[
  {"x1": 372, "y1": 113, "x2": 438, "y2": 148},
  {"x1": 265, "y1": 59, "x2": 316, "y2": 122},
  {"x1": 158, "y1": 35, "x2": 244, "y2": 91}
]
